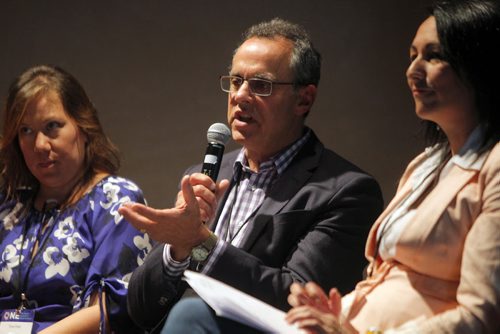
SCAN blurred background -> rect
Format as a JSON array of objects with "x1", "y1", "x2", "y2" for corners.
[{"x1": 1, "y1": 0, "x2": 432, "y2": 208}]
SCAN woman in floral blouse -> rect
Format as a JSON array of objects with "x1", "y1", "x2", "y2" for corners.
[{"x1": 0, "y1": 65, "x2": 152, "y2": 333}]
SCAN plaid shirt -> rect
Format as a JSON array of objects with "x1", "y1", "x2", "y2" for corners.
[{"x1": 163, "y1": 129, "x2": 311, "y2": 278}]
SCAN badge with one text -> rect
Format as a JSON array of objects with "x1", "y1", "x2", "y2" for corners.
[{"x1": 0, "y1": 309, "x2": 35, "y2": 334}]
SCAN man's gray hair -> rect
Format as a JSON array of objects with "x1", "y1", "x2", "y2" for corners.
[{"x1": 235, "y1": 18, "x2": 321, "y2": 87}]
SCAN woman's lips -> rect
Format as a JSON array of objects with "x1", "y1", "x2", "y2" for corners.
[
  {"x1": 411, "y1": 86, "x2": 434, "y2": 97},
  {"x1": 38, "y1": 161, "x2": 55, "y2": 168}
]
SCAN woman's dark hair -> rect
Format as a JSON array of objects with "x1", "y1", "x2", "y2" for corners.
[
  {"x1": 0, "y1": 65, "x2": 120, "y2": 205},
  {"x1": 425, "y1": 0, "x2": 500, "y2": 146}
]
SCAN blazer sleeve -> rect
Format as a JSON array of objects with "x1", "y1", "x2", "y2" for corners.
[
  {"x1": 207, "y1": 172, "x2": 383, "y2": 311},
  {"x1": 127, "y1": 243, "x2": 188, "y2": 331}
]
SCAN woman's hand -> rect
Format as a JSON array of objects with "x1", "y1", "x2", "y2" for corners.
[{"x1": 286, "y1": 282, "x2": 349, "y2": 334}]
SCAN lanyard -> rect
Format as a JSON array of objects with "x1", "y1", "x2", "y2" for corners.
[
  {"x1": 219, "y1": 164, "x2": 242, "y2": 242},
  {"x1": 16, "y1": 200, "x2": 60, "y2": 310},
  {"x1": 221, "y1": 165, "x2": 262, "y2": 244}
]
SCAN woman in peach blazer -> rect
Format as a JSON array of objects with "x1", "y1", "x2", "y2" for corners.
[{"x1": 286, "y1": 0, "x2": 500, "y2": 333}]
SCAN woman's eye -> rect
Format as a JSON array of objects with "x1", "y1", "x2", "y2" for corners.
[
  {"x1": 427, "y1": 51, "x2": 445, "y2": 61},
  {"x1": 18, "y1": 127, "x2": 32, "y2": 135},
  {"x1": 46, "y1": 121, "x2": 62, "y2": 131}
]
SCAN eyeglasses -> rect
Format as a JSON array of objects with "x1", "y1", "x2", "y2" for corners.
[{"x1": 220, "y1": 75, "x2": 294, "y2": 97}]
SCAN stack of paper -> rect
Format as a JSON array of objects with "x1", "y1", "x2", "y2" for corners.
[{"x1": 183, "y1": 270, "x2": 304, "y2": 334}]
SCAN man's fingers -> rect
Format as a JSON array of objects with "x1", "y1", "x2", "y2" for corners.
[
  {"x1": 119, "y1": 203, "x2": 157, "y2": 230},
  {"x1": 182, "y1": 175, "x2": 200, "y2": 211},
  {"x1": 175, "y1": 190, "x2": 186, "y2": 207},
  {"x1": 191, "y1": 184, "x2": 217, "y2": 205},
  {"x1": 188, "y1": 173, "x2": 216, "y2": 191},
  {"x1": 120, "y1": 202, "x2": 178, "y2": 223},
  {"x1": 216, "y1": 179, "x2": 230, "y2": 199}
]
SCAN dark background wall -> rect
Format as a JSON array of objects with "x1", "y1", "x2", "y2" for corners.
[{"x1": 1, "y1": 0, "x2": 431, "y2": 208}]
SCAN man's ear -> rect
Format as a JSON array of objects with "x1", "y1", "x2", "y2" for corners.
[{"x1": 295, "y1": 84, "x2": 317, "y2": 117}]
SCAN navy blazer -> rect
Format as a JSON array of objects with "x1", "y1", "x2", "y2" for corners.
[{"x1": 127, "y1": 132, "x2": 383, "y2": 331}]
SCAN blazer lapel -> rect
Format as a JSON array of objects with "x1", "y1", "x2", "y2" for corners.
[
  {"x1": 401, "y1": 165, "x2": 478, "y2": 240},
  {"x1": 209, "y1": 150, "x2": 240, "y2": 231},
  {"x1": 239, "y1": 135, "x2": 322, "y2": 251},
  {"x1": 405, "y1": 139, "x2": 497, "y2": 239}
]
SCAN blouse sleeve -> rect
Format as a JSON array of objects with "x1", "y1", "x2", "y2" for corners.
[{"x1": 81, "y1": 176, "x2": 153, "y2": 332}]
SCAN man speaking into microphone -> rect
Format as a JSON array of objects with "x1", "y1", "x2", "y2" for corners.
[{"x1": 119, "y1": 18, "x2": 383, "y2": 333}]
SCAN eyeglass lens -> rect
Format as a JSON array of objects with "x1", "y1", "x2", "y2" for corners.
[{"x1": 221, "y1": 76, "x2": 272, "y2": 96}]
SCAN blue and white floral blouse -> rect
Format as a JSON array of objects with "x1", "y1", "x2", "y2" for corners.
[{"x1": 0, "y1": 176, "x2": 152, "y2": 333}]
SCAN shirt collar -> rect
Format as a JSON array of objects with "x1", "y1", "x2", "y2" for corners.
[
  {"x1": 232, "y1": 128, "x2": 311, "y2": 177},
  {"x1": 451, "y1": 125, "x2": 489, "y2": 171},
  {"x1": 423, "y1": 125, "x2": 491, "y2": 173}
]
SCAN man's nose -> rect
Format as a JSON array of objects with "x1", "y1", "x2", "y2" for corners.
[{"x1": 232, "y1": 80, "x2": 253, "y2": 104}]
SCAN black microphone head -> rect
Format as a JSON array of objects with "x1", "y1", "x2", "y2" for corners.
[{"x1": 207, "y1": 123, "x2": 231, "y2": 146}]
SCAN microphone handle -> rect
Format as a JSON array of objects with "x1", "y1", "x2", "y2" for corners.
[{"x1": 201, "y1": 142, "x2": 225, "y2": 181}]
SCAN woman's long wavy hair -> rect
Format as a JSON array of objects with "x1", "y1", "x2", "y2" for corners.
[{"x1": 0, "y1": 65, "x2": 120, "y2": 208}]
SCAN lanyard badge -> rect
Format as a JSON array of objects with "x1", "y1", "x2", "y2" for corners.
[{"x1": 0, "y1": 308, "x2": 35, "y2": 334}]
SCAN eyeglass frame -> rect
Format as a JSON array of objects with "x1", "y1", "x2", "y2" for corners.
[{"x1": 219, "y1": 75, "x2": 296, "y2": 97}]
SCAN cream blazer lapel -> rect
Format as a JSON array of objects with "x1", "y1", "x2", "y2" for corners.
[{"x1": 400, "y1": 166, "x2": 478, "y2": 241}]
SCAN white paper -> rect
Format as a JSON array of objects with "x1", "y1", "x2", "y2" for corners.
[{"x1": 183, "y1": 270, "x2": 304, "y2": 333}]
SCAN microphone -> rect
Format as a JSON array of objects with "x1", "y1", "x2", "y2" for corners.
[{"x1": 201, "y1": 123, "x2": 231, "y2": 181}]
